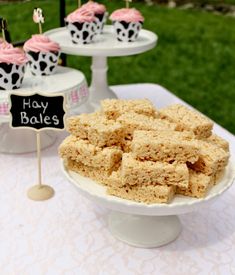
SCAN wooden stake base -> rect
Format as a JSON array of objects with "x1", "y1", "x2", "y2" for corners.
[{"x1": 27, "y1": 185, "x2": 54, "y2": 201}]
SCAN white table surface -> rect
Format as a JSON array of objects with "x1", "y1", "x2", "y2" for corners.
[{"x1": 1, "y1": 84, "x2": 235, "y2": 275}]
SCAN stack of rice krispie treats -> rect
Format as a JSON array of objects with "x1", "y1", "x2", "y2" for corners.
[{"x1": 59, "y1": 99, "x2": 230, "y2": 204}]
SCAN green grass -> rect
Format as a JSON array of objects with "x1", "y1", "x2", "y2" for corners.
[
  {"x1": 220, "y1": 0, "x2": 235, "y2": 3},
  {"x1": 225, "y1": 0, "x2": 235, "y2": 4},
  {"x1": 1, "y1": 0, "x2": 235, "y2": 134},
  {"x1": 202, "y1": 0, "x2": 235, "y2": 4},
  {"x1": 178, "y1": 0, "x2": 235, "y2": 4}
]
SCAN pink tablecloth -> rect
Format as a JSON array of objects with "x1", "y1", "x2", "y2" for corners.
[{"x1": 1, "y1": 84, "x2": 235, "y2": 275}]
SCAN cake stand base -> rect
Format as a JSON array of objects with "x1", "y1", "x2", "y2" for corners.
[
  {"x1": 27, "y1": 184, "x2": 55, "y2": 201},
  {"x1": 108, "y1": 212, "x2": 182, "y2": 248},
  {"x1": 0, "y1": 123, "x2": 57, "y2": 154},
  {"x1": 63, "y1": 160, "x2": 235, "y2": 248}
]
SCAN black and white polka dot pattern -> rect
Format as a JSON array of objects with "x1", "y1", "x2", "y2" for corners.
[
  {"x1": 94, "y1": 12, "x2": 107, "y2": 35},
  {"x1": 26, "y1": 51, "x2": 59, "y2": 76},
  {"x1": 0, "y1": 63, "x2": 25, "y2": 90},
  {"x1": 66, "y1": 21, "x2": 97, "y2": 44},
  {"x1": 113, "y1": 21, "x2": 143, "y2": 42}
]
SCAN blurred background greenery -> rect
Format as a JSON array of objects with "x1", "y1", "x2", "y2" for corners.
[{"x1": 1, "y1": 0, "x2": 235, "y2": 134}]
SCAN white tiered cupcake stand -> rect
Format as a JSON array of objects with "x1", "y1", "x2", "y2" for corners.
[
  {"x1": 0, "y1": 66, "x2": 89, "y2": 153},
  {"x1": 62, "y1": 159, "x2": 235, "y2": 248},
  {"x1": 45, "y1": 25, "x2": 158, "y2": 112}
]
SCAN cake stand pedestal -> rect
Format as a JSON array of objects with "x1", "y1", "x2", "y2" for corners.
[
  {"x1": 45, "y1": 26, "x2": 158, "y2": 112},
  {"x1": 109, "y1": 212, "x2": 181, "y2": 248},
  {"x1": 62, "y1": 159, "x2": 235, "y2": 248},
  {"x1": 89, "y1": 56, "x2": 116, "y2": 110},
  {"x1": 0, "y1": 66, "x2": 88, "y2": 154}
]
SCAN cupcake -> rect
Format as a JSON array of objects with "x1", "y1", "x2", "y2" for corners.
[
  {"x1": 80, "y1": 1, "x2": 107, "y2": 34},
  {"x1": 110, "y1": 8, "x2": 144, "y2": 42},
  {"x1": 0, "y1": 42, "x2": 27, "y2": 90},
  {"x1": 23, "y1": 34, "x2": 60, "y2": 76},
  {"x1": 65, "y1": 8, "x2": 97, "y2": 44}
]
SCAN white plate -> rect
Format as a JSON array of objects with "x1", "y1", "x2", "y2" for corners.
[
  {"x1": 45, "y1": 25, "x2": 158, "y2": 57},
  {"x1": 62, "y1": 159, "x2": 235, "y2": 216}
]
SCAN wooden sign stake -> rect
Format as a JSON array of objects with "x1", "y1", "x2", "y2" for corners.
[
  {"x1": 38, "y1": 23, "x2": 43, "y2": 35},
  {"x1": 125, "y1": 0, "x2": 132, "y2": 9},
  {"x1": 1, "y1": 19, "x2": 6, "y2": 42},
  {"x1": 27, "y1": 132, "x2": 54, "y2": 201},
  {"x1": 9, "y1": 92, "x2": 66, "y2": 202}
]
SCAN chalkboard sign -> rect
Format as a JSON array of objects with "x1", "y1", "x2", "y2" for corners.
[{"x1": 9, "y1": 93, "x2": 66, "y2": 131}]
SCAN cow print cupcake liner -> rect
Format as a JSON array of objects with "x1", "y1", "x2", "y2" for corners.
[
  {"x1": 26, "y1": 51, "x2": 60, "y2": 76},
  {"x1": 0, "y1": 63, "x2": 26, "y2": 90},
  {"x1": 95, "y1": 12, "x2": 108, "y2": 35},
  {"x1": 113, "y1": 21, "x2": 143, "y2": 42},
  {"x1": 66, "y1": 21, "x2": 97, "y2": 44}
]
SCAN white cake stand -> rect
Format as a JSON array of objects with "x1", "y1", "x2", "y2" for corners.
[
  {"x1": 45, "y1": 25, "x2": 158, "y2": 111},
  {"x1": 62, "y1": 159, "x2": 235, "y2": 248},
  {"x1": 0, "y1": 66, "x2": 88, "y2": 153}
]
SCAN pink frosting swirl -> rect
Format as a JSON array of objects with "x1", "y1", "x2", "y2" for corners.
[
  {"x1": 23, "y1": 34, "x2": 60, "y2": 53},
  {"x1": 110, "y1": 8, "x2": 144, "y2": 23},
  {"x1": 66, "y1": 8, "x2": 96, "y2": 23},
  {"x1": 0, "y1": 41, "x2": 14, "y2": 50},
  {"x1": 0, "y1": 43, "x2": 28, "y2": 65},
  {"x1": 81, "y1": 1, "x2": 106, "y2": 14}
]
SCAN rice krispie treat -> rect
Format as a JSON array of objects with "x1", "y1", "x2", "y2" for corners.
[
  {"x1": 212, "y1": 169, "x2": 226, "y2": 185},
  {"x1": 88, "y1": 120, "x2": 124, "y2": 148},
  {"x1": 132, "y1": 130, "x2": 199, "y2": 164},
  {"x1": 188, "y1": 140, "x2": 229, "y2": 176},
  {"x1": 104, "y1": 169, "x2": 123, "y2": 187},
  {"x1": 66, "y1": 113, "x2": 125, "y2": 147},
  {"x1": 121, "y1": 138, "x2": 132, "y2": 153},
  {"x1": 159, "y1": 104, "x2": 213, "y2": 138},
  {"x1": 59, "y1": 135, "x2": 122, "y2": 171},
  {"x1": 176, "y1": 169, "x2": 212, "y2": 198},
  {"x1": 60, "y1": 98, "x2": 230, "y2": 205},
  {"x1": 121, "y1": 153, "x2": 189, "y2": 188},
  {"x1": 101, "y1": 99, "x2": 157, "y2": 120},
  {"x1": 117, "y1": 112, "x2": 177, "y2": 139},
  {"x1": 107, "y1": 184, "x2": 175, "y2": 204},
  {"x1": 206, "y1": 134, "x2": 229, "y2": 152},
  {"x1": 66, "y1": 158, "x2": 111, "y2": 185},
  {"x1": 66, "y1": 112, "x2": 101, "y2": 139}
]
